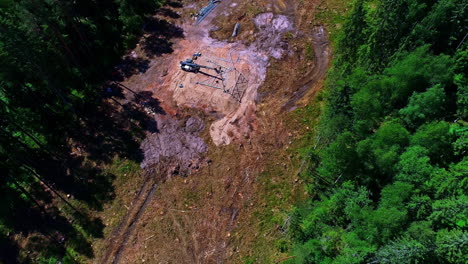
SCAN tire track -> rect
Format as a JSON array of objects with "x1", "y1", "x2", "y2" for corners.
[
  {"x1": 98, "y1": 171, "x2": 158, "y2": 264},
  {"x1": 282, "y1": 25, "x2": 331, "y2": 111}
]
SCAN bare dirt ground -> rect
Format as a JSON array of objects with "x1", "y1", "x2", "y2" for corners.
[{"x1": 94, "y1": 0, "x2": 332, "y2": 263}]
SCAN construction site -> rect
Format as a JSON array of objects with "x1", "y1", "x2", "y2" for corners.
[{"x1": 93, "y1": 0, "x2": 333, "y2": 262}]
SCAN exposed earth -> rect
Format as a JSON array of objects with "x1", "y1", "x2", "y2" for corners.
[{"x1": 94, "y1": 0, "x2": 332, "y2": 263}]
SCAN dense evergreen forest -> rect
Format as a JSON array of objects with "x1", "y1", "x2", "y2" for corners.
[
  {"x1": 288, "y1": 0, "x2": 467, "y2": 263},
  {"x1": 0, "y1": 0, "x2": 164, "y2": 263}
]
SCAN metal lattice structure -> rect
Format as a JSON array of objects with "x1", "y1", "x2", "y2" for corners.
[
  {"x1": 192, "y1": 53, "x2": 248, "y2": 102},
  {"x1": 230, "y1": 70, "x2": 248, "y2": 102}
]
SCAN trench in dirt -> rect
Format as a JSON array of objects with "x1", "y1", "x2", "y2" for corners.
[{"x1": 98, "y1": 0, "x2": 330, "y2": 262}]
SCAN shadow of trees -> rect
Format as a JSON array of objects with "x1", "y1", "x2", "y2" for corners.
[
  {"x1": 0, "y1": 171, "x2": 99, "y2": 263},
  {"x1": 157, "y1": 8, "x2": 181, "y2": 19},
  {"x1": 143, "y1": 17, "x2": 184, "y2": 38},
  {"x1": 113, "y1": 57, "x2": 151, "y2": 81},
  {"x1": 167, "y1": 0, "x2": 183, "y2": 8},
  {"x1": 135, "y1": 91, "x2": 166, "y2": 114},
  {"x1": 0, "y1": 235, "x2": 20, "y2": 264},
  {"x1": 74, "y1": 98, "x2": 145, "y2": 164},
  {"x1": 101, "y1": 83, "x2": 165, "y2": 136},
  {"x1": 1, "y1": 76, "x2": 167, "y2": 263},
  {"x1": 112, "y1": 83, "x2": 165, "y2": 133},
  {"x1": 141, "y1": 17, "x2": 184, "y2": 58},
  {"x1": 142, "y1": 35, "x2": 175, "y2": 57},
  {"x1": 1, "y1": 2, "x2": 182, "y2": 263}
]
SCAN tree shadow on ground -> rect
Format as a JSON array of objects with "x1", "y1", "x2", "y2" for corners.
[
  {"x1": 122, "y1": 102, "x2": 160, "y2": 134},
  {"x1": 7, "y1": 144, "x2": 117, "y2": 215},
  {"x1": 103, "y1": 82, "x2": 126, "y2": 99},
  {"x1": 135, "y1": 91, "x2": 166, "y2": 115},
  {"x1": 0, "y1": 235, "x2": 20, "y2": 264},
  {"x1": 109, "y1": 82, "x2": 166, "y2": 114},
  {"x1": 9, "y1": 79, "x2": 162, "y2": 212},
  {"x1": 157, "y1": 8, "x2": 181, "y2": 19},
  {"x1": 143, "y1": 17, "x2": 184, "y2": 38},
  {"x1": 0, "y1": 174, "x2": 97, "y2": 262},
  {"x1": 22, "y1": 213, "x2": 95, "y2": 259},
  {"x1": 36, "y1": 158, "x2": 116, "y2": 212},
  {"x1": 113, "y1": 84, "x2": 165, "y2": 133},
  {"x1": 142, "y1": 36, "x2": 175, "y2": 57},
  {"x1": 110, "y1": 57, "x2": 151, "y2": 82},
  {"x1": 70, "y1": 95, "x2": 146, "y2": 164},
  {"x1": 39, "y1": 207, "x2": 95, "y2": 257},
  {"x1": 141, "y1": 17, "x2": 184, "y2": 58},
  {"x1": 167, "y1": 0, "x2": 183, "y2": 8}
]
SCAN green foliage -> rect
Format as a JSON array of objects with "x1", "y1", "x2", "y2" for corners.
[
  {"x1": 407, "y1": 195, "x2": 433, "y2": 220},
  {"x1": 374, "y1": 237, "x2": 429, "y2": 264},
  {"x1": 275, "y1": 238, "x2": 290, "y2": 253},
  {"x1": 410, "y1": 121, "x2": 453, "y2": 164},
  {"x1": 369, "y1": 182, "x2": 412, "y2": 243},
  {"x1": 407, "y1": 0, "x2": 468, "y2": 54},
  {"x1": 429, "y1": 195, "x2": 468, "y2": 229},
  {"x1": 356, "y1": 122, "x2": 409, "y2": 180},
  {"x1": 243, "y1": 256, "x2": 256, "y2": 264},
  {"x1": 332, "y1": 232, "x2": 376, "y2": 264},
  {"x1": 427, "y1": 158, "x2": 468, "y2": 199},
  {"x1": 345, "y1": 46, "x2": 454, "y2": 135},
  {"x1": 304, "y1": 43, "x2": 314, "y2": 61},
  {"x1": 435, "y1": 229, "x2": 468, "y2": 263},
  {"x1": 399, "y1": 85, "x2": 447, "y2": 128},
  {"x1": 396, "y1": 146, "x2": 434, "y2": 186},
  {"x1": 454, "y1": 48, "x2": 468, "y2": 119},
  {"x1": 317, "y1": 132, "x2": 359, "y2": 182},
  {"x1": 336, "y1": 0, "x2": 368, "y2": 72},
  {"x1": 406, "y1": 221, "x2": 435, "y2": 244},
  {"x1": 383, "y1": 46, "x2": 453, "y2": 106},
  {"x1": 450, "y1": 123, "x2": 467, "y2": 156},
  {"x1": 287, "y1": 0, "x2": 467, "y2": 263}
]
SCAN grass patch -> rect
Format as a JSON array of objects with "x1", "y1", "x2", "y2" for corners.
[
  {"x1": 314, "y1": 0, "x2": 351, "y2": 46},
  {"x1": 284, "y1": 31, "x2": 294, "y2": 40},
  {"x1": 305, "y1": 43, "x2": 314, "y2": 61},
  {"x1": 107, "y1": 158, "x2": 140, "y2": 180},
  {"x1": 246, "y1": 4, "x2": 263, "y2": 17}
]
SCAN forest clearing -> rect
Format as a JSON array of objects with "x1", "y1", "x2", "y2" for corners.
[{"x1": 94, "y1": 0, "x2": 332, "y2": 263}]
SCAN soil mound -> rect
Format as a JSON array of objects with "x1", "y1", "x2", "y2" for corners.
[{"x1": 140, "y1": 116, "x2": 207, "y2": 176}]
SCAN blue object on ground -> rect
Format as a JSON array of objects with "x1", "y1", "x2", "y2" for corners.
[{"x1": 196, "y1": 0, "x2": 221, "y2": 25}]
